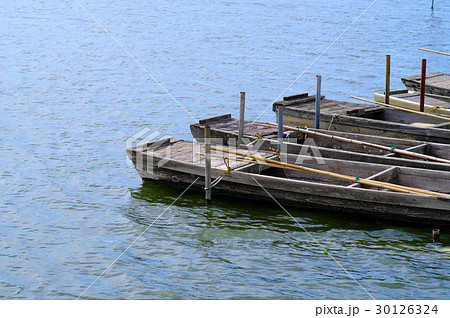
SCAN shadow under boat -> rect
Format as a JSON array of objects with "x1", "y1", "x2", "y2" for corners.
[{"x1": 128, "y1": 182, "x2": 445, "y2": 231}]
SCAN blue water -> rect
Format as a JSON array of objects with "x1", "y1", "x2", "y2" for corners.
[{"x1": 0, "y1": 0, "x2": 449, "y2": 299}]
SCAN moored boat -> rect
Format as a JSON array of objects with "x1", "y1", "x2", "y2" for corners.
[
  {"x1": 273, "y1": 93, "x2": 450, "y2": 143},
  {"x1": 127, "y1": 138, "x2": 450, "y2": 225},
  {"x1": 401, "y1": 72, "x2": 450, "y2": 97},
  {"x1": 190, "y1": 115, "x2": 450, "y2": 171}
]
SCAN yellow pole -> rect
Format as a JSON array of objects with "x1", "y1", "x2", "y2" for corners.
[
  {"x1": 419, "y1": 48, "x2": 450, "y2": 57},
  {"x1": 211, "y1": 146, "x2": 450, "y2": 198},
  {"x1": 259, "y1": 122, "x2": 450, "y2": 164}
]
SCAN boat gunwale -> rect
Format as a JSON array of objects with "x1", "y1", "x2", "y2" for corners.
[{"x1": 128, "y1": 142, "x2": 450, "y2": 206}]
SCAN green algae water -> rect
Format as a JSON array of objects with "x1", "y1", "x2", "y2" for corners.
[{"x1": 0, "y1": 0, "x2": 449, "y2": 299}]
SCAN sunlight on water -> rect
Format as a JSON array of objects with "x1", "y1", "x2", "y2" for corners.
[{"x1": 0, "y1": 0, "x2": 449, "y2": 299}]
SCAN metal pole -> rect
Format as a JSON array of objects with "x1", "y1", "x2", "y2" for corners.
[
  {"x1": 277, "y1": 106, "x2": 283, "y2": 152},
  {"x1": 315, "y1": 75, "x2": 321, "y2": 129},
  {"x1": 204, "y1": 125, "x2": 212, "y2": 205},
  {"x1": 385, "y1": 55, "x2": 391, "y2": 105},
  {"x1": 432, "y1": 229, "x2": 440, "y2": 242},
  {"x1": 420, "y1": 59, "x2": 426, "y2": 112},
  {"x1": 237, "y1": 92, "x2": 245, "y2": 146}
]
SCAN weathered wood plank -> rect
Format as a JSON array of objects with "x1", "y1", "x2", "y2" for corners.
[
  {"x1": 281, "y1": 106, "x2": 450, "y2": 144},
  {"x1": 198, "y1": 114, "x2": 231, "y2": 125},
  {"x1": 283, "y1": 93, "x2": 309, "y2": 101},
  {"x1": 402, "y1": 72, "x2": 450, "y2": 96},
  {"x1": 190, "y1": 117, "x2": 450, "y2": 171}
]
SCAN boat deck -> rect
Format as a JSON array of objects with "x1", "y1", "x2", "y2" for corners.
[
  {"x1": 127, "y1": 138, "x2": 278, "y2": 178},
  {"x1": 402, "y1": 72, "x2": 450, "y2": 97},
  {"x1": 127, "y1": 138, "x2": 450, "y2": 225},
  {"x1": 273, "y1": 93, "x2": 383, "y2": 117},
  {"x1": 191, "y1": 114, "x2": 279, "y2": 145}
]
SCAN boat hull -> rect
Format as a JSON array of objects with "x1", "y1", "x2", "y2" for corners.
[{"x1": 127, "y1": 140, "x2": 450, "y2": 225}]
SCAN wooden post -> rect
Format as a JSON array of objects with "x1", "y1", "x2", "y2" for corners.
[
  {"x1": 204, "y1": 125, "x2": 212, "y2": 205},
  {"x1": 431, "y1": 0, "x2": 434, "y2": 10},
  {"x1": 432, "y1": 229, "x2": 440, "y2": 242},
  {"x1": 420, "y1": 59, "x2": 426, "y2": 112},
  {"x1": 277, "y1": 106, "x2": 283, "y2": 152},
  {"x1": 237, "y1": 92, "x2": 245, "y2": 146},
  {"x1": 385, "y1": 55, "x2": 391, "y2": 105},
  {"x1": 315, "y1": 75, "x2": 321, "y2": 129}
]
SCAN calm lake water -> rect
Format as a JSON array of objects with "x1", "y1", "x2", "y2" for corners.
[{"x1": 1, "y1": 0, "x2": 449, "y2": 299}]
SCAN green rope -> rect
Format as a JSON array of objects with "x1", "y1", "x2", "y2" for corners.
[
  {"x1": 390, "y1": 145, "x2": 398, "y2": 153},
  {"x1": 354, "y1": 176, "x2": 360, "y2": 182}
]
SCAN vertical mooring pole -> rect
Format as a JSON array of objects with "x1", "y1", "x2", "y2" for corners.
[
  {"x1": 237, "y1": 92, "x2": 246, "y2": 146},
  {"x1": 204, "y1": 125, "x2": 212, "y2": 205},
  {"x1": 277, "y1": 105, "x2": 283, "y2": 152},
  {"x1": 431, "y1": 0, "x2": 434, "y2": 10},
  {"x1": 432, "y1": 229, "x2": 440, "y2": 243},
  {"x1": 385, "y1": 55, "x2": 391, "y2": 105},
  {"x1": 315, "y1": 75, "x2": 321, "y2": 129},
  {"x1": 420, "y1": 59, "x2": 427, "y2": 112}
]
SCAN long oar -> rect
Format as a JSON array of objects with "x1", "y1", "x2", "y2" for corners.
[
  {"x1": 259, "y1": 122, "x2": 450, "y2": 164},
  {"x1": 351, "y1": 95, "x2": 450, "y2": 122},
  {"x1": 211, "y1": 146, "x2": 450, "y2": 198},
  {"x1": 419, "y1": 48, "x2": 450, "y2": 57}
]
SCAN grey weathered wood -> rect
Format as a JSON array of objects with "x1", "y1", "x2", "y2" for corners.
[
  {"x1": 272, "y1": 92, "x2": 450, "y2": 144},
  {"x1": 127, "y1": 139, "x2": 450, "y2": 225},
  {"x1": 190, "y1": 117, "x2": 450, "y2": 171},
  {"x1": 281, "y1": 106, "x2": 450, "y2": 144},
  {"x1": 402, "y1": 72, "x2": 450, "y2": 97},
  {"x1": 347, "y1": 166, "x2": 399, "y2": 188},
  {"x1": 283, "y1": 93, "x2": 309, "y2": 101},
  {"x1": 384, "y1": 143, "x2": 428, "y2": 157},
  {"x1": 199, "y1": 114, "x2": 232, "y2": 125},
  {"x1": 273, "y1": 94, "x2": 326, "y2": 110}
]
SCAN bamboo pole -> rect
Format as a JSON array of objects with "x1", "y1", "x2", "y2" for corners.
[
  {"x1": 419, "y1": 48, "x2": 450, "y2": 57},
  {"x1": 210, "y1": 146, "x2": 450, "y2": 198},
  {"x1": 350, "y1": 95, "x2": 450, "y2": 122},
  {"x1": 259, "y1": 122, "x2": 450, "y2": 164}
]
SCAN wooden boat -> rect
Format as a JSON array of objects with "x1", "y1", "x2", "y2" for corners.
[
  {"x1": 190, "y1": 114, "x2": 450, "y2": 171},
  {"x1": 373, "y1": 90, "x2": 450, "y2": 117},
  {"x1": 274, "y1": 93, "x2": 450, "y2": 143},
  {"x1": 402, "y1": 72, "x2": 450, "y2": 97},
  {"x1": 127, "y1": 138, "x2": 450, "y2": 225}
]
